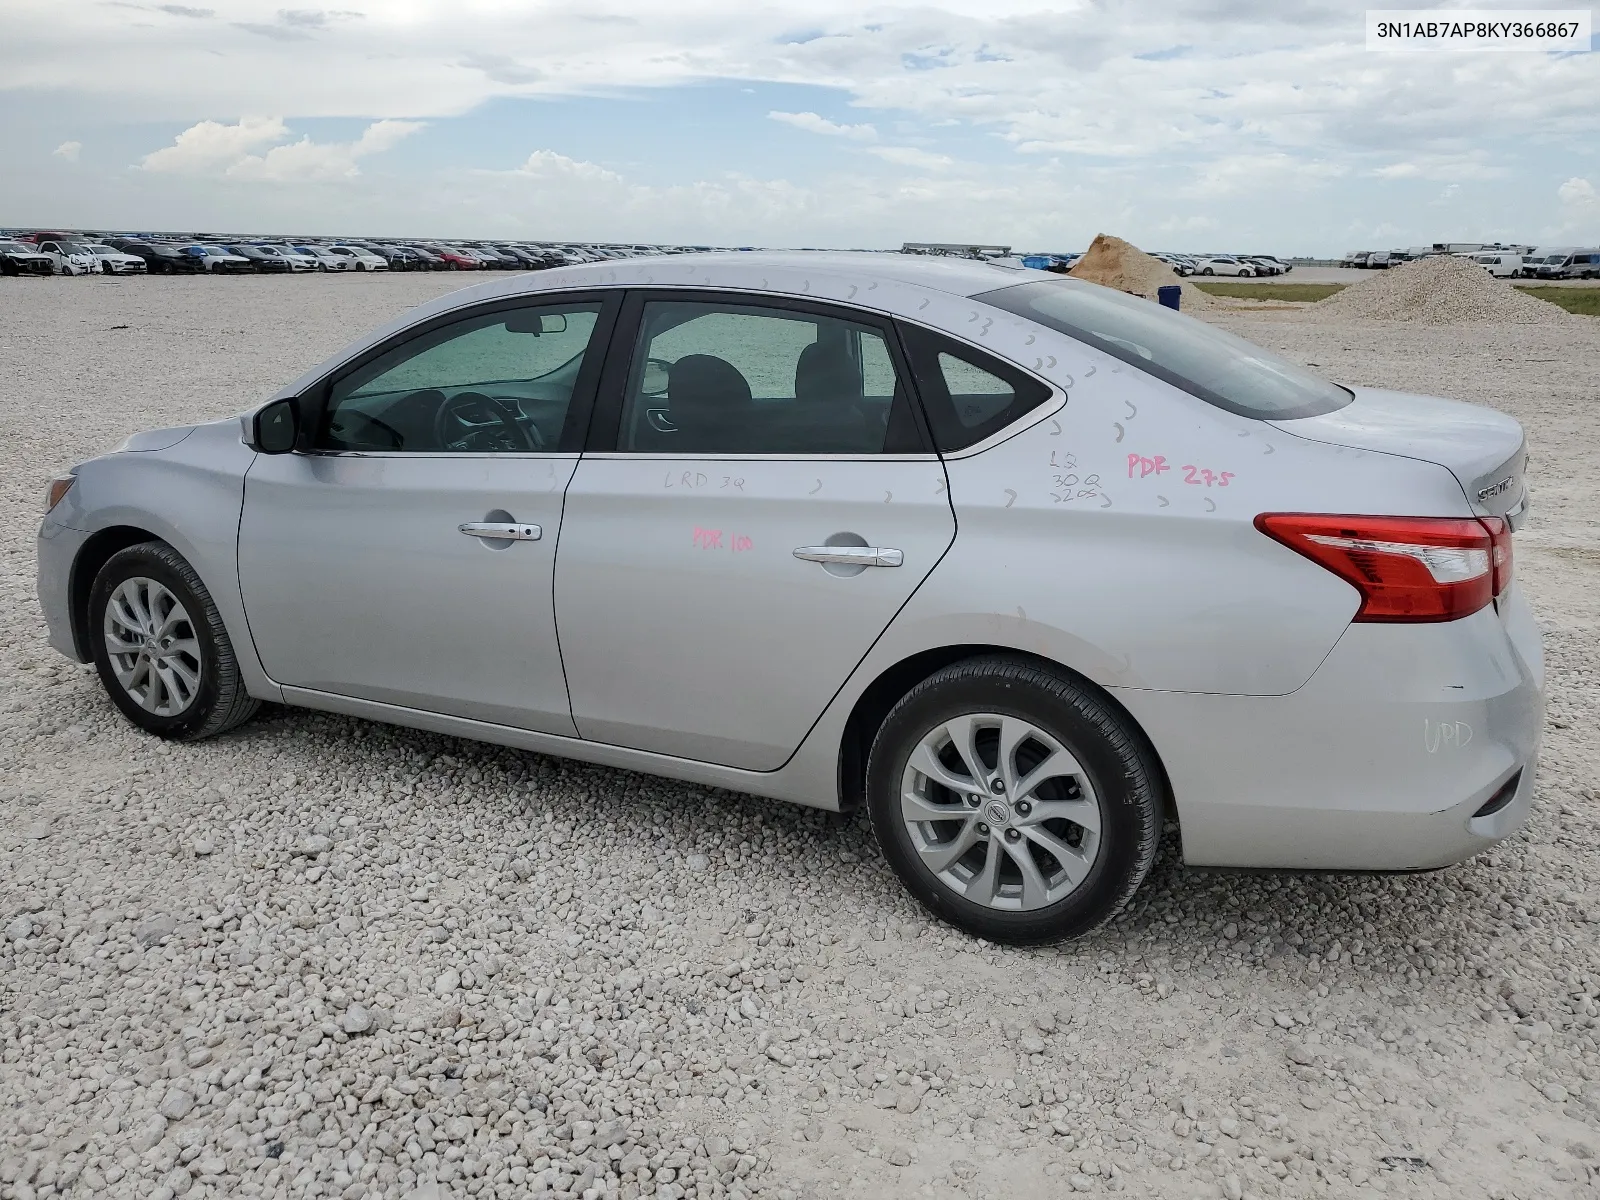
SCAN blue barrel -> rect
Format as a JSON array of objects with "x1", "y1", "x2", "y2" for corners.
[{"x1": 1157, "y1": 284, "x2": 1181, "y2": 310}]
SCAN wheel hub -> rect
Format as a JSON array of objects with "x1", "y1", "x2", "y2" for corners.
[
  {"x1": 899, "y1": 711, "x2": 1104, "y2": 912},
  {"x1": 103, "y1": 576, "x2": 203, "y2": 718}
]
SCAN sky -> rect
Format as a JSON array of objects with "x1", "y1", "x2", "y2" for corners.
[{"x1": 2, "y1": 0, "x2": 1597, "y2": 254}]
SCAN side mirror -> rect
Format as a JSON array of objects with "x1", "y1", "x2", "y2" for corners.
[{"x1": 248, "y1": 397, "x2": 301, "y2": 454}]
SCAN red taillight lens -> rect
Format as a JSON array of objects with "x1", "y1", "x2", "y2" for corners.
[
  {"x1": 1255, "y1": 513, "x2": 1503, "y2": 622},
  {"x1": 1481, "y1": 516, "x2": 1512, "y2": 597}
]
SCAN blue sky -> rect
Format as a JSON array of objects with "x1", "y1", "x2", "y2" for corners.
[{"x1": 2, "y1": 0, "x2": 1596, "y2": 253}]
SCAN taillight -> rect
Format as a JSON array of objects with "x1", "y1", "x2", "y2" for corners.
[
  {"x1": 1482, "y1": 516, "x2": 1513, "y2": 597},
  {"x1": 1255, "y1": 513, "x2": 1505, "y2": 622}
]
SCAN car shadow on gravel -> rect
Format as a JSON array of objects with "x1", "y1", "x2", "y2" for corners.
[{"x1": 235, "y1": 704, "x2": 1540, "y2": 987}]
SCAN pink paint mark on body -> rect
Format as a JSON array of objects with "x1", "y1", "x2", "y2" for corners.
[{"x1": 1126, "y1": 453, "x2": 1171, "y2": 479}]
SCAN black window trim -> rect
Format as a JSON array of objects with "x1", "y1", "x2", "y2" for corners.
[
  {"x1": 582, "y1": 288, "x2": 936, "y2": 458},
  {"x1": 294, "y1": 288, "x2": 624, "y2": 456}
]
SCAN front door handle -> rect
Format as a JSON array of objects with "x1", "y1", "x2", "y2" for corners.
[
  {"x1": 460, "y1": 522, "x2": 541, "y2": 542},
  {"x1": 793, "y1": 545, "x2": 904, "y2": 567}
]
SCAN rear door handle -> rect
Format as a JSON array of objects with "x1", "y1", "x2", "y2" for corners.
[
  {"x1": 460, "y1": 522, "x2": 542, "y2": 542},
  {"x1": 793, "y1": 546, "x2": 903, "y2": 567}
]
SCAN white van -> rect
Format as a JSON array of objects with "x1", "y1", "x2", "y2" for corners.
[
  {"x1": 1472, "y1": 252, "x2": 1522, "y2": 278},
  {"x1": 1534, "y1": 248, "x2": 1600, "y2": 280}
]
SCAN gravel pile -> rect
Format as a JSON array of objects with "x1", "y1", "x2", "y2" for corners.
[
  {"x1": 3, "y1": 275, "x2": 1599, "y2": 1200},
  {"x1": 1312, "y1": 255, "x2": 1572, "y2": 325},
  {"x1": 1066, "y1": 233, "x2": 1216, "y2": 311}
]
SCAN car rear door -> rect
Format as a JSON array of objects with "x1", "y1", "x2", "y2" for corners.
[{"x1": 553, "y1": 290, "x2": 955, "y2": 770}]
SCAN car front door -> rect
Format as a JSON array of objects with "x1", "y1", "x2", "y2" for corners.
[
  {"x1": 238, "y1": 293, "x2": 619, "y2": 734},
  {"x1": 554, "y1": 290, "x2": 956, "y2": 770}
]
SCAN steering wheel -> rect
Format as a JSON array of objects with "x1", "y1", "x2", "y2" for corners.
[{"x1": 432, "y1": 391, "x2": 543, "y2": 452}]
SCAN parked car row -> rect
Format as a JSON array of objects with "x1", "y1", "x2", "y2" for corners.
[
  {"x1": 1150, "y1": 253, "x2": 1292, "y2": 277},
  {"x1": 1013, "y1": 251, "x2": 1294, "y2": 278},
  {"x1": 0, "y1": 229, "x2": 726, "y2": 279}
]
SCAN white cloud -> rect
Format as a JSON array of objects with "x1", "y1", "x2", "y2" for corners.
[
  {"x1": 52, "y1": 140, "x2": 81, "y2": 161},
  {"x1": 767, "y1": 111, "x2": 876, "y2": 141},
  {"x1": 867, "y1": 145, "x2": 952, "y2": 170},
  {"x1": 139, "y1": 117, "x2": 420, "y2": 182},
  {"x1": 6, "y1": 0, "x2": 1598, "y2": 248},
  {"x1": 1557, "y1": 177, "x2": 1595, "y2": 207},
  {"x1": 227, "y1": 119, "x2": 424, "y2": 181},
  {"x1": 1553, "y1": 177, "x2": 1598, "y2": 234},
  {"x1": 140, "y1": 116, "x2": 289, "y2": 174},
  {"x1": 508, "y1": 149, "x2": 624, "y2": 185},
  {"x1": 1370, "y1": 151, "x2": 1505, "y2": 182}
]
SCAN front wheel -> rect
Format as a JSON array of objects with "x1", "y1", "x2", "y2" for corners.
[
  {"x1": 1201, "y1": 267, "x2": 1214, "y2": 275},
  {"x1": 89, "y1": 542, "x2": 260, "y2": 740},
  {"x1": 866, "y1": 656, "x2": 1163, "y2": 945}
]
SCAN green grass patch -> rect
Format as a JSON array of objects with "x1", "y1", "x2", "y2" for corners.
[
  {"x1": 1193, "y1": 282, "x2": 1346, "y2": 303},
  {"x1": 1513, "y1": 286, "x2": 1600, "y2": 317}
]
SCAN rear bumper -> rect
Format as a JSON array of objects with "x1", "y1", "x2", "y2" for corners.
[{"x1": 1116, "y1": 584, "x2": 1544, "y2": 871}]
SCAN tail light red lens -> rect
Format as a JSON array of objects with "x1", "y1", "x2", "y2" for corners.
[
  {"x1": 1482, "y1": 516, "x2": 1512, "y2": 597},
  {"x1": 1255, "y1": 513, "x2": 1506, "y2": 622}
]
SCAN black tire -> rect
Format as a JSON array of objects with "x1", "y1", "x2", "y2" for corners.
[
  {"x1": 1201, "y1": 266, "x2": 1214, "y2": 275},
  {"x1": 866, "y1": 656, "x2": 1162, "y2": 945},
  {"x1": 88, "y1": 541, "x2": 260, "y2": 740}
]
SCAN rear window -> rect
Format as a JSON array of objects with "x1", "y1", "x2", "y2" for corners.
[{"x1": 975, "y1": 278, "x2": 1352, "y2": 421}]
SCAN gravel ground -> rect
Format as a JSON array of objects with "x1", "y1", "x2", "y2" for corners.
[{"x1": 2, "y1": 274, "x2": 1598, "y2": 1200}]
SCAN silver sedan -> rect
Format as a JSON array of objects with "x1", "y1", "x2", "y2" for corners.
[{"x1": 36, "y1": 252, "x2": 1543, "y2": 943}]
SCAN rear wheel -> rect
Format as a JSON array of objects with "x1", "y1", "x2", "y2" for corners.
[
  {"x1": 866, "y1": 656, "x2": 1162, "y2": 945},
  {"x1": 89, "y1": 542, "x2": 260, "y2": 740}
]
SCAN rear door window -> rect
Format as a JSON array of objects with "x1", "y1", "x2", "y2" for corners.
[{"x1": 609, "y1": 296, "x2": 926, "y2": 455}]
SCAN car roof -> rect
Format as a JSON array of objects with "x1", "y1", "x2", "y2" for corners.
[{"x1": 470, "y1": 250, "x2": 1032, "y2": 303}]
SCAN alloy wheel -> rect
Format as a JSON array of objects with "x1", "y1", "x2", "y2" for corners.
[
  {"x1": 103, "y1": 577, "x2": 203, "y2": 716},
  {"x1": 899, "y1": 712, "x2": 1102, "y2": 911}
]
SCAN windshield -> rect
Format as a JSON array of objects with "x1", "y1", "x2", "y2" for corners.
[
  {"x1": 1544, "y1": 254, "x2": 1567, "y2": 264},
  {"x1": 976, "y1": 277, "x2": 1353, "y2": 421},
  {"x1": 61, "y1": 242, "x2": 92, "y2": 254},
  {"x1": 0, "y1": 241, "x2": 33, "y2": 253}
]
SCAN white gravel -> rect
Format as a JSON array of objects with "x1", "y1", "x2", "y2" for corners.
[
  {"x1": 1310, "y1": 255, "x2": 1576, "y2": 325},
  {"x1": 3, "y1": 273, "x2": 1599, "y2": 1200}
]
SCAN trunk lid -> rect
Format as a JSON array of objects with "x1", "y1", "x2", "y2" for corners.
[{"x1": 1270, "y1": 386, "x2": 1527, "y2": 523}]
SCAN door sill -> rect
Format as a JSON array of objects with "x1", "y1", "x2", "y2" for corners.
[{"x1": 277, "y1": 687, "x2": 834, "y2": 810}]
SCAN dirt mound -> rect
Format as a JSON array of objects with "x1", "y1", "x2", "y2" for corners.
[
  {"x1": 1314, "y1": 254, "x2": 1571, "y2": 325},
  {"x1": 1067, "y1": 233, "x2": 1216, "y2": 311}
]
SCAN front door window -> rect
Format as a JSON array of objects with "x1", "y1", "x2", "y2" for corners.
[{"x1": 316, "y1": 303, "x2": 604, "y2": 453}]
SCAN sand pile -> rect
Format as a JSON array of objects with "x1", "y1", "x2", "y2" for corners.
[
  {"x1": 1067, "y1": 233, "x2": 1216, "y2": 311},
  {"x1": 1314, "y1": 254, "x2": 1570, "y2": 325}
]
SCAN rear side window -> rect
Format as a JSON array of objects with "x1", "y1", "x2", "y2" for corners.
[
  {"x1": 976, "y1": 278, "x2": 1352, "y2": 421},
  {"x1": 897, "y1": 324, "x2": 1053, "y2": 451}
]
